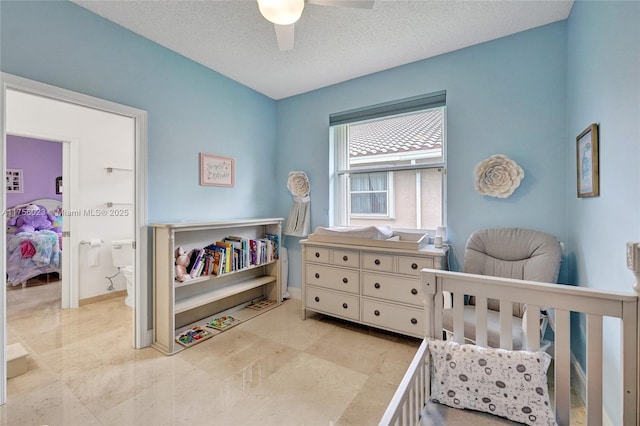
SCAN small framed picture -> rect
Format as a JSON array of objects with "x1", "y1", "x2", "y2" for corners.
[
  {"x1": 576, "y1": 123, "x2": 599, "y2": 198},
  {"x1": 200, "y1": 153, "x2": 235, "y2": 187}
]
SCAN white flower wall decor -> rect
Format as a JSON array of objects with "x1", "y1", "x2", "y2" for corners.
[
  {"x1": 284, "y1": 171, "x2": 311, "y2": 237},
  {"x1": 287, "y1": 171, "x2": 310, "y2": 198},
  {"x1": 474, "y1": 154, "x2": 525, "y2": 198}
]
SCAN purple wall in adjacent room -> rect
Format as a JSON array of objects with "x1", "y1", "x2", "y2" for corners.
[{"x1": 6, "y1": 135, "x2": 63, "y2": 207}]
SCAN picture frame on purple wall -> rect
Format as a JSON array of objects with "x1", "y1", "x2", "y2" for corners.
[{"x1": 6, "y1": 169, "x2": 23, "y2": 193}]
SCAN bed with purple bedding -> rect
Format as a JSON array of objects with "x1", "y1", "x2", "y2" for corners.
[{"x1": 6, "y1": 199, "x2": 62, "y2": 287}]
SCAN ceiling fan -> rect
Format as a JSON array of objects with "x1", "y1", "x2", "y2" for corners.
[{"x1": 257, "y1": 0, "x2": 374, "y2": 51}]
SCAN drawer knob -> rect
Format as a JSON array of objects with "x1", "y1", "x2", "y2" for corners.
[
  {"x1": 411, "y1": 263, "x2": 418, "y2": 270},
  {"x1": 343, "y1": 255, "x2": 348, "y2": 261},
  {"x1": 315, "y1": 273, "x2": 320, "y2": 279},
  {"x1": 374, "y1": 310, "x2": 380, "y2": 316},
  {"x1": 342, "y1": 277, "x2": 348, "y2": 284},
  {"x1": 411, "y1": 288, "x2": 418, "y2": 295},
  {"x1": 374, "y1": 259, "x2": 381, "y2": 265},
  {"x1": 315, "y1": 252, "x2": 320, "y2": 258},
  {"x1": 343, "y1": 303, "x2": 348, "y2": 309},
  {"x1": 411, "y1": 318, "x2": 418, "y2": 325},
  {"x1": 374, "y1": 283, "x2": 381, "y2": 289},
  {"x1": 314, "y1": 296, "x2": 320, "y2": 302}
]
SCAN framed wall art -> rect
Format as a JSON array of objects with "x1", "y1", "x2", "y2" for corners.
[
  {"x1": 576, "y1": 123, "x2": 599, "y2": 198},
  {"x1": 6, "y1": 169, "x2": 23, "y2": 193},
  {"x1": 56, "y1": 176, "x2": 63, "y2": 194},
  {"x1": 200, "y1": 153, "x2": 235, "y2": 187}
]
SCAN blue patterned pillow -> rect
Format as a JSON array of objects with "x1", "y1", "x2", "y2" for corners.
[{"x1": 428, "y1": 339, "x2": 556, "y2": 426}]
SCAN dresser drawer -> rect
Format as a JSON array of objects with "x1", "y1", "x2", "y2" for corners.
[
  {"x1": 362, "y1": 252, "x2": 394, "y2": 272},
  {"x1": 331, "y1": 249, "x2": 360, "y2": 268},
  {"x1": 305, "y1": 264, "x2": 359, "y2": 294},
  {"x1": 306, "y1": 286, "x2": 359, "y2": 321},
  {"x1": 362, "y1": 272, "x2": 423, "y2": 306},
  {"x1": 397, "y1": 256, "x2": 434, "y2": 276},
  {"x1": 306, "y1": 247, "x2": 330, "y2": 264},
  {"x1": 362, "y1": 299, "x2": 424, "y2": 337}
]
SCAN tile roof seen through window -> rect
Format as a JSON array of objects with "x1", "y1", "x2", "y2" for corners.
[{"x1": 348, "y1": 109, "x2": 443, "y2": 159}]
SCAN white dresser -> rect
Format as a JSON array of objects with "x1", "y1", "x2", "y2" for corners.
[{"x1": 300, "y1": 237, "x2": 447, "y2": 338}]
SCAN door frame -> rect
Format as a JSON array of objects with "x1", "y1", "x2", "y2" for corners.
[
  {"x1": 4, "y1": 131, "x2": 77, "y2": 309},
  {"x1": 0, "y1": 72, "x2": 150, "y2": 406}
]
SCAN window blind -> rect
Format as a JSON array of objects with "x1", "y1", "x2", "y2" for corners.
[{"x1": 329, "y1": 90, "x2": 446, "y2": 126}]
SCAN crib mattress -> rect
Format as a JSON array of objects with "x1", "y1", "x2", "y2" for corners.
[{"x1": 421, "y1": 401, "x2": 517, "y2": 425}]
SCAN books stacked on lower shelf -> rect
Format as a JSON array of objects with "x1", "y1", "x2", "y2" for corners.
[
  {"x1": 175, "y1": 325, "x2": 214, "y2": 348},
  {"x1": 206, "y1": 315, "x2": 241, "y2": 331}
]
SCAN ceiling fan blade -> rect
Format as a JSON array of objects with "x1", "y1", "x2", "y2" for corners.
[
  {"x1": 274, "y1": 24, "x2": 295, "y2": 51},
  {"x1": 306, "y1": 0, "x2": 374, "y2": 9}
]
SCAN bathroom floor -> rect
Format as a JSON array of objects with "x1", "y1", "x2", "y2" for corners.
[{"x1": 2, "y1": 281, "x2": 421, "y2": 425}]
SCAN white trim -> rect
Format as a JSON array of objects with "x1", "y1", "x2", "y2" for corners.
[
  {"x1": 0, "y1": 72, "x2": 150, "y2": 406},
  {"x1": 0, "y1": 69, "x2": 7, "y2": 407}
]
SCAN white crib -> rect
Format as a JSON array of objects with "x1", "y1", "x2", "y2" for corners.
[{"x1": 380, "y1": 269, "x2": 639, "y2": 426}]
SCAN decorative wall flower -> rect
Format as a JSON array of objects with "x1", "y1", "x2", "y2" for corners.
[
  {"x1": 474, "y1": 154, "x2": 524, "y2": 198},
  {"x1": 285, "y1": 171, "x2": 311, "y2": 237},
  {"x1": 287, "y1": 171, "x2": 310, "y2": 198}
]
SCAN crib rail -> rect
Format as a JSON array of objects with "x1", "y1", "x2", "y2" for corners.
[
  {"x1": 379, "y1": 339, "x2": 430, "y2": 426},
  {"x1": 380, "y1": 269, "x2": 639, "y2": 426}
]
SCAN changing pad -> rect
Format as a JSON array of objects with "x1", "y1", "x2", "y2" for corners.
[{"x1": 312, "y1": 225, "x2": 394, "y2": 240}]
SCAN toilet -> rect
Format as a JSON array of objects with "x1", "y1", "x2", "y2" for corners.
[{"x1": 111, "y1": 239, "x2": 135, "y2": 307}]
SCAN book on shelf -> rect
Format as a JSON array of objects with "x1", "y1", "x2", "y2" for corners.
[
  {"x1": 223, "y1": 236, "x2": 248, "y2": 270},
  {"x1": 189, "y1": 248, "x2": 206, "y2": 278},
  {"x1": 214, "y1": 241, "x2": 234, "y2": 273},
  {"x1": 264, "y1": 233, "x2": 280, "y2": 260},
  {"x1": 185, "y1": 249, "x2": 199, "y2": 274},
  {"x1": 204, "y1": 244, "x2": 227, "y2": 276}
]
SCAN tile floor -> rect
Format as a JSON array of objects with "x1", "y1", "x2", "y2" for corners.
[
  {"x1": 1, "y1": 281, "x2": 420, "y2": 426},
  {"x1": 0, "y1": 280, "x2": 587, "y2": 426}
]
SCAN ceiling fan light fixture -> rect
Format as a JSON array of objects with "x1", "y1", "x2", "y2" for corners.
[{"x1": 257, "y1": 0, "x2": 305, "y2": 25}]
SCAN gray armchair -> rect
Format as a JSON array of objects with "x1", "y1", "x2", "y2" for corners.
[{"x1": 443, "y1": 227, "x2": 562, "y2": 349}]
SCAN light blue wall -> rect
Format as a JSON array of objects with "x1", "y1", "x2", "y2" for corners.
[
  {"x1": 0, "y1": 0, "x2": 278, "y2": 223},
  {"x1": 5, "y1": 1, "x2": 639, "y2": 419},
  {"x1": 566, "y1": 1, "x2": 640, "y2": 423},
  {"x1": 276, "y1": 22, "x2": 568, "y2": 289}
]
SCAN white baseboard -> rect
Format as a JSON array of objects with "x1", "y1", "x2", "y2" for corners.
[{"x1": 286, "y1": 286, "x2": 301, "y2": 300}]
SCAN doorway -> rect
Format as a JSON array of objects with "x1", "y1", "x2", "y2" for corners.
[
  {"x1": 5, "y1": 135, "x2": 69, "y2": 308},
  {"x1": 0, "y1": 72, "x2": 149, "y2": 406}
]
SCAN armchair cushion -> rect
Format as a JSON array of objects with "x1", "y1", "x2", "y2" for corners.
[{"x1": 464, "y1": 228, "x2": 562, "y2": 317}]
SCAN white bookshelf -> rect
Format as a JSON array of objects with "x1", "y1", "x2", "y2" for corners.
[{"x1": 151, "y1": 218, "x2": 283, "y2": 355}]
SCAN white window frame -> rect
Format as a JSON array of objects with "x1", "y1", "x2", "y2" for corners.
[
  {"x1": 329, "y1": 105, "x2": 447, "y2": 231},
  {"x1": 349, "y1": 170, "x2": 395, "y2": 219}
]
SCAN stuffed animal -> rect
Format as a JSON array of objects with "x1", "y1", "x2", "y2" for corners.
[
  {"x1": 7, "y1": 204, "x2": 57, "y2": 233},
  {"x1": 175, "y1": 246, "x2": 192, "y2": 282}
]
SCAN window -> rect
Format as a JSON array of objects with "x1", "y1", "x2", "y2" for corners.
[
  {"x1": 330, "y1": 92, "x2": 446, "y2": 231},
  {"x1": 350, "y1": 171, "x2": 391, "y2": 216}
]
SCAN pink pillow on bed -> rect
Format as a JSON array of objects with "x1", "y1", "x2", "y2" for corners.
[
  {"x1": 428, "y1": 339, "x2": 556, "y2": 426},
  {"x1": 20, "y1": 241, "x2": 36, "y2": 258}
]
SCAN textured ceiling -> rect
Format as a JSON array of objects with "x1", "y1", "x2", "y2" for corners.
[{"x1": 72, "y1": 0, "x2": 574, "y2": 100}]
